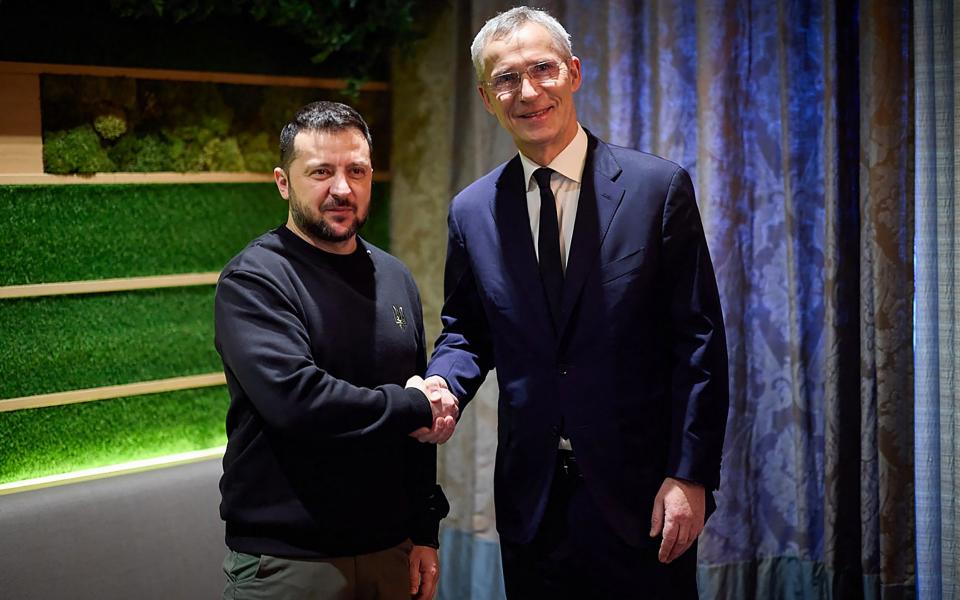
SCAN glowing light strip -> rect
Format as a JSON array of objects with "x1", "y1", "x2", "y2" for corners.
[
  {"x1": 0, "y1": 372, "x2": 227, "y2": 412},
  {"x1": 0, "y1": 446, "x2": 226, "y2": 496}
]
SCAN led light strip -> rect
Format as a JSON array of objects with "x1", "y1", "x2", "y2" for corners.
[{"x1": 0, "y1": 446, "x2": 226, "y2": 496}]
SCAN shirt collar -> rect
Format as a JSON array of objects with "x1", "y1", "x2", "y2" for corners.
[{"x1": 519, "y1": 124, "x2": 588, "y2": 191}]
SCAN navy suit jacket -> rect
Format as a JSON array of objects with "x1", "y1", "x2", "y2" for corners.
[{"x1": 427, "y1": 133, "x2": 728, "y2": 547}]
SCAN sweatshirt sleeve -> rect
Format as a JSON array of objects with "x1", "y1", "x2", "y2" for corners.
[
  {"x1": 215, "y1": 268, "x2": 433, "y2": 441},
  {"x1": 404, "y1": 440, "x2": 450, "y2": 547}
]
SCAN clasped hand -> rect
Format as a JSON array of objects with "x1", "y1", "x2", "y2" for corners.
[{"x1": 406, "y1": 375, "x2": 459, "y2": 444}]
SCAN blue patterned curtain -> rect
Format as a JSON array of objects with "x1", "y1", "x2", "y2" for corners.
[
  {"x1": 914, "y1": 1, "x2": 959, "y2": 599},
  {"x1": 392, "y1": 1, "x2": 920, "y2": 598}
]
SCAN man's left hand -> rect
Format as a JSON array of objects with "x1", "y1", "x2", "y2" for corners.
[
  {"x1": 408, "y1": 545, "x2": 440, "y2": 599},
  {"x1": 649, "y1": 477, "x2": 705, "y2": 563}
]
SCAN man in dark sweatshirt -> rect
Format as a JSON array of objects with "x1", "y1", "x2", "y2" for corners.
[{"x1": 214, "y1": 101, "x2": 455, "y2": 600}]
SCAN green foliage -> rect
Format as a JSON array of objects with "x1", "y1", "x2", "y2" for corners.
[
  {"x1": 0, "y1": 287, "x2": 220, "y2": 398},
  {"x1": 238, "y1": 131, "x2": 275, "y2": 173},
  {"x1": 107, "y1": 0, "x2": 424, "y2": 83},
  {"x1": 43, "y1": 124, "x2": 116, "y2": 173},
  {"x1": 201, "y1": 136, "x2": 246, "y2": 171},
  {"x1": 41, "y1": 76, "x2": 387, "y2": 174},
  {"x1": 108, "y1": 132, "x2": 172, "y2": 171},
  {"x1": 161, "y1": 127, "x2": 206, "y2": 171},
  {"x1": 42, "y1": 76, "x2": 138, "y2": 133},
  {"x1": 258, "y1": 86, "x2": 315, "y2": 136},
  {"x1": 93, "y1": 111, "x2": 128, "y2": 140},
  {"x1": 0, "y1": 386, "x2": 229, "y2": 484}
]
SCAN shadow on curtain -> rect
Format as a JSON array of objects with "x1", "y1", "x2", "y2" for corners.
[{"x1": 391, "y1": 1, "x2": 920, "y2": 598}]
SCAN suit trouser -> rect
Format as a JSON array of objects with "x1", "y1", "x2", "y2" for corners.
[
  {"x1": 222, "y1": 540, "x2": 413, "y2": 600},
  {"x1": 500, "y1": 452, "x2": 699, "y2": 600}
]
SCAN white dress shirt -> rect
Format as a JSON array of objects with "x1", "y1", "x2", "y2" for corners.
[
  {"x1": 518, "y1": 124, "x2": 588, "y2": 451},
  {"x1": 518, "y1": 124, "x2": 589, "y2": 273}
]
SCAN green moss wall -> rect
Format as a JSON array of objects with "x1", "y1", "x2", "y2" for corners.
[{"x1": 0, "y1": 182, "x2": 391, "y2": 484}]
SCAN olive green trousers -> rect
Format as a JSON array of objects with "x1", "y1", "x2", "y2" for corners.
[{"x1": 222, "y1": 540, "x2": 413, "y2": 600}]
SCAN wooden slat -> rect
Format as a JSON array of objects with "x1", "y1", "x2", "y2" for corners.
[
  {"x1": 0, "y1": 172, "x2": 272, "y2": 185},
  {"x1": 0, "y1": 272, "x2": 221, "y2": 299},
  {"x1": 0, "y1": 61, "x2": 389, "y2": 91},
  {"x1": 0, "y1": 447, "x2": 226, "y2": 495},
  {"x1": 0, "y1": 72, "x2": 43, "y2": 173},
  {"x1": 1, "y1": 171, "x2": 276, "y2": 184},
  {"x1": 0, "y1": 372, "x2": 227, "y2": 412},
  {"x1": 0, "y1": 170, "x2": 390, "y2": 185}
]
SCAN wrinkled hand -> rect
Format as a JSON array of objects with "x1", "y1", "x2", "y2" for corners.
[
  {"x1": 408, "y1": 545, "x2": 439, "y2": 599},
  {"x1": 406, "y1": 375, "x2": 459, "y2": 444},
  {"x1": 649, "y1": 477, "x2": 705, "y2": 563}
]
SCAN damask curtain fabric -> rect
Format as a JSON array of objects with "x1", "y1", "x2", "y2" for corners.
[
  {"x1": 390, "y1": 1, "x2": 922, "y2": 598},
  {"x1": 914, "y1": 1, "x2": 959, "y2": 599}
]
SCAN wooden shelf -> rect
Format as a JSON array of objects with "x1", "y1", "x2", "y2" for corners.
[
  {"x1": 0, "y1": 373, "x2": 227, "y2": 413},
  {"x1": 0, "y1": 272, "x2": 221, "y2": 300},
  {"x1": 0, "y1": 171, "x2": 390, "y2": 185},
  {"x1": 0, "y1": 61, "x2": 388, "y2": 90},
  {"x1": 0, "y1": 61, "x2": 391, "y2": 178}
]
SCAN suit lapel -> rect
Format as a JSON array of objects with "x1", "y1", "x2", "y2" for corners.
[{"x1": 558, "y1": 136, "x2": 625, "y2": 337}]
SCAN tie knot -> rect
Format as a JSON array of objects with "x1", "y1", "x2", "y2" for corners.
[{"x1": 533, "y1": 168, "x2": 554, "y2": 191}]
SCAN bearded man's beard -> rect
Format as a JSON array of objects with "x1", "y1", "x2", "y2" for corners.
[{"x1": 289, "y1": 191, "x2": 366, "y2": 245}]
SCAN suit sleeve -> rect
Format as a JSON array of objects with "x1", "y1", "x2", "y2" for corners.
[
  {"x1": 405, "y1": 283, "x2": 450, "y2": 547},
  {"x1": 214, "y1": 269, "x2": 432, "y2": 442},
  {"x1": 660, "y1": 167, "x2": 730, "y2": 490},
  {"x1": 426, "y1": 202, "x2": 496, "y2": 404}
]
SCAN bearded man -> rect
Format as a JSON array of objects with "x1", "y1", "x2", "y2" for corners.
[{"x1": 214, "y1": 101, "x2": 454, "y2": 600}]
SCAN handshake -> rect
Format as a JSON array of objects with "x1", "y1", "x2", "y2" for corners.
[{"x1": 405, "y1": 375, "x2": 459, "y2": 444}]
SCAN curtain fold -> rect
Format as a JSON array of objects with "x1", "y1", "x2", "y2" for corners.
[
  {"x1": 854, "y1": 1, "x2": 916, "y2": 596},
  {"x1": 914, "y1": 1, "x2": 959, "y2": 598}
]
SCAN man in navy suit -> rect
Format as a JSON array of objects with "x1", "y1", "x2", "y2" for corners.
[{"x1": 421, "y1": 6, "x2": 729, "y2": 598}]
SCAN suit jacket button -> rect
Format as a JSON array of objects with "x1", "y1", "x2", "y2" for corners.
[{"x1": 559, "y1": 365, "x2": 569, "y2": 376}]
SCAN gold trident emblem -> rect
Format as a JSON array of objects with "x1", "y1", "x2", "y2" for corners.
[{"x1": 393, "y1": 305, "x2": 407, "y2": 330}]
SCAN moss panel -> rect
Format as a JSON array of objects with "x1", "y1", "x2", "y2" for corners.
[
  {"x1": 0, "y1": 386, "x2": 229, "y2": 484},
  {"x1": 0, "y1": 182, "x2": 391, "y2": 286},
  {"x1": 0, "y1": 287, "x2": 220, "y2": 399},
  {"x1": 0, "y1": 183, "x2": 284, "y2": 285}
]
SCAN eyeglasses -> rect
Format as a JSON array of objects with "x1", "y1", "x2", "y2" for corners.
[{"x1": 484, "y1": 60, "x2": 565, "y2": 95}]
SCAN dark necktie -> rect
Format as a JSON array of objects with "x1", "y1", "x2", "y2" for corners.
[{"x1": 534, "y1": 167, "x2": 563, "y2": 331}]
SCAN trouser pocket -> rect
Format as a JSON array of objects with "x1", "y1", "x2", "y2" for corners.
[{"x1": 223, "y1": 550, "x2": 262, "y2": 585}]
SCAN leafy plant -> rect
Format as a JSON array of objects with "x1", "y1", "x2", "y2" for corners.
[{"x1": 108, "y1": 0, "x2": 424, "y2": 84}]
